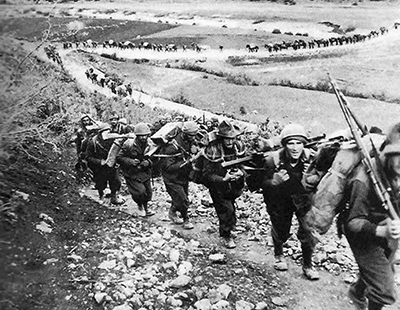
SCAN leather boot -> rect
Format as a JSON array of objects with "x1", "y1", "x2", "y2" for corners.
[
  {"x1": 368, "y1": 300, "x2": 383, "y2": 310},
  {"x1": 110, "y1": 192, "x2": 124, "y2": 205},
  {"x1": 168, "y1": 209, "x2": 183, "y2": 224},
  {"x1": 182, "y1": 218, "x2": 194, "y2": 230},
  {"x1": 98, "y1": 189, "x2": 104, "y2": 199},
  {"x1": 348, "y1": 282, "x2": 367, "y2": 310},
  {"x1": 143, "y1": 202, "x2": 155, "y2": 217},
  {"x1": 302, "y1": 244, "x2": 320, "y2": 280}
]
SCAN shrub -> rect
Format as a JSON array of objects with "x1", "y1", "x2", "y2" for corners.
[
  {"x1": 226, "y1": 73, "x2": 259, "y2": 86},
  {"x1": 103, "y1": 9, "x2": 116, "y2": 14},
  {"x1": 314, "y1": 81, "x2": 331, "y2": 92},
  {"x1": 100, "y1": 53, "x2": 125, "y2": 62},
  {"x1": 60, "y1": 10, "x2": 72, "y2": 17},
  {"x1": 170, "y1": 91, "x2": 193, "y2": 107},
  {"x1": 239, "y1": 106, "x2": 248, "y2": 115},
  {"x1": 22, "y1": 7, "x2": 35, "y2": 14}
]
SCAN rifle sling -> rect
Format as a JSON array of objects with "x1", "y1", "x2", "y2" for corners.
[{"x1": 327, "y1": 167, "x2": 347, "y2": 179}]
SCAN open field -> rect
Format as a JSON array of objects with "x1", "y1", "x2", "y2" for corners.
[{"x1": 2, "y1": 0, "x2": 400, "y2": 135}]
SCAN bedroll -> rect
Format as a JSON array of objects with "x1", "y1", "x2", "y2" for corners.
[{"x1": 304, "y1": 134, "x2": 386, "y2": 237}]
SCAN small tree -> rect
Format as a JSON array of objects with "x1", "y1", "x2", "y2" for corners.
[{"x1": 66, "y1": 21, "x2": 85, "y2": 42}]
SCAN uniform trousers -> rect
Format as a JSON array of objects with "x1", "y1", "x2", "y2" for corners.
[
  {"x1": 347, "y1": 238, "x2": 396, "y2": 306},
  {"x1": 209, "y1": 187, "x2": 237, "y2": 238},
  {"x1": 125, "y1": 177, "x2": 152, "y2": 206},
  {"x1": 163, "y1": 179, "x2": 189, "y2": 220}
]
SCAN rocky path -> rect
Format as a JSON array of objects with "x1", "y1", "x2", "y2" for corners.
[
  {"x1": 58, "y1": 47, "x2": 259, "y2": 133},
  {"x1": 27, "y1": 11, "x2": 400, "y2": 309},
  {"x1": 80, "y1": 177, "x2": 393, "y2": 310},
  {"x1": 42, "y1": 40, "x2": 400, "y2": 310}
]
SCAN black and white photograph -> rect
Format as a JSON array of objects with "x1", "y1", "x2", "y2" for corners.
[{"x1": 1, "y1": 0, "x2": 400, "y2": 309}]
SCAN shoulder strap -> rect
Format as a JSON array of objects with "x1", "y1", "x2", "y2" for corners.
[
  {"x1": 272, "y1": 150, "x2": 281, "y2": 169},
  {"x1": 92, "y1": 135, "x2": 98, "y2": 153},
  {"x1": 203, "y1": 142, "x2": 224, "y2": 163},
  {"x1": 93, "y1": 135, "x2": 108, "y2": 153},
  {"x1": 302, "y1": 148, "x2": 311, "y2": 161}
]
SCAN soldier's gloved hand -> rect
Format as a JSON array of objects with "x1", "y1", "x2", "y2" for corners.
[
  {"x1": 223, "y1": 171, "x2": 234, "y2": 182},
  {"x1": 375, "y1": 219, "x2": 400, "y2": 240},
  {"x1": 302, "y1": 173, "x2": 320, "y2": 192},
  {"x1": 140, "y1": 159, "x2": 150, "y2": 168},
  {"x1": 100, "y1": 159, "x2": 107, "y2": 166},
  {"x1": 191, "y1": 145, "x2": 199, "y2": 154},
  {"x1": 131, "y1": 159, "x2": 140, "y2": 166},
  {"x1": 230, "y1": 168, "x2": 243, "y2": 181},
  {"x1": 271, "y1": 169, "x2": 289, "y2": 186}
]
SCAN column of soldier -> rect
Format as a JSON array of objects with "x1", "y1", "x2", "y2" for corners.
[{"x1": 73, "y1": 111, "x2": 400, "y2": 310}]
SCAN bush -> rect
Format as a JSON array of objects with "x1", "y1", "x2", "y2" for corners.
[
  {"x1": 170, "y1": 91, "x2": 193, "y2": 107},
  {"x1": 60, "y1": 10, "x2": 72, "y2": 17},
  {"x1": 345, "y1": 26, "x2": 356, "y2": 33},
  {"x1": 239, "y1": 106, "x2": 247, "y2": 115},
  {"x1": 103, "y1": 9, "x2": 116, "y2": 14},
  {"x1": 100, "y1": 53, "x2": 125, "y2": 62},
  {"x1": 226, "y1": 73, "x2": 259, "y2": 86}
]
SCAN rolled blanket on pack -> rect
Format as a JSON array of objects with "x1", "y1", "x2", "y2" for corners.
[
  {"x1": 304, "y1": 134, "x2": 386, "y2": 236},
  {"x1": 105, "y1": 138, "x2": 126, "y2": 167}
]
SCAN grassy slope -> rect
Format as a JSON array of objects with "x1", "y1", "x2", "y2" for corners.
[
  {"x1": 162, "y1": 77, "x2": 400, "y2": 135},
  {"x1": 2, "y1": 0, "x2": 399, "y2": 135}
]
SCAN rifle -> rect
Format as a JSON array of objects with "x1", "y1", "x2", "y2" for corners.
[
  {"x1": 179, "y1": 149, "x2": 205, "y2": 168},
  {"x1": 328, "y1": 74, "x2": 400, "y2": 223},
  {"x1": 221, "y1": 133, "x2": 334, "y2": 169},
  {"x1": 221, "y1": 153, "x2": 258, "y2": 168},
  {"x1": 305, "y1": 133, "x2": 326, "y2": 148}
]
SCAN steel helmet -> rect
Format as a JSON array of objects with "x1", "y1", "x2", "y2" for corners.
[
  {"x1": 280, "y1": 123, "x2": 308, "y2": 145},
  {"x1": 380, "y1": 122, "x2": 400, "y2": 157},
  {"x1": 134, "y1": 123, "x2": 151, "y2": 135},
  {"x1": 109, "y1": 111, "x2": 119, "y2": 120},
  {"x1": 80, "y1": 114, "x2": 91, "y2": 122},
  {"x1": 182, "y1": 121, "x2": 199, "y2": 135},
  {"x1": 97, "y1": 122, "x2": 111, "y2": 133}
]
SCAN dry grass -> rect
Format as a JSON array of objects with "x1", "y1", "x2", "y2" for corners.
[{"x1": 2, "y1": 0, "x2": 399, "y2": 137}]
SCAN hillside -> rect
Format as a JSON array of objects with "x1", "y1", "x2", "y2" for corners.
[{"x1": 1, "y1": 1, "x2": 400, "y2": 310}]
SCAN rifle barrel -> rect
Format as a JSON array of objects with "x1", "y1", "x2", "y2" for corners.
[{"x1": 328, "y1": 74, "x2": 399, "y2": 221}]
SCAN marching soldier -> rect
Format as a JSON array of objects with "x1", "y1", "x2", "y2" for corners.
[
  {"x1": 260, "y1": 123, "x2": 320, "y2": 280},
  {"x1": 117, "y1": 123, "x2": 155, "y2": 217},
  {"x1": 72, "y1": 115, "x2": 96, "y2": 159},
  {"x1": 160, "y1": 121, "x2": 199, "y2": 230},
  {"x1": 344, "y1": 122, "x2": 400, "y2": 310},
  {"x1": 200, "y1": 120, "x2": 247, "y2": 249},
  {"x1": 85, "y1": 123, "x2": 124, "y2": 205},
  {"x1": 108, "y1": 111, "x2": 130, "y2": 134},
  {"x1": 71, "y1": 114, "x2": 99, "y2": 176}
]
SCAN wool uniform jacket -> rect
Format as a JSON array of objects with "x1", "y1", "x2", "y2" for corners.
[{"x1": 117, "y1": 138, "x2": 152, "y2": 182}]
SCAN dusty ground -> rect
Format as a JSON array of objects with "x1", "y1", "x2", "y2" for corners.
[{"x1": 2, "y1": 1, "x2": 400, "y2": 309}]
